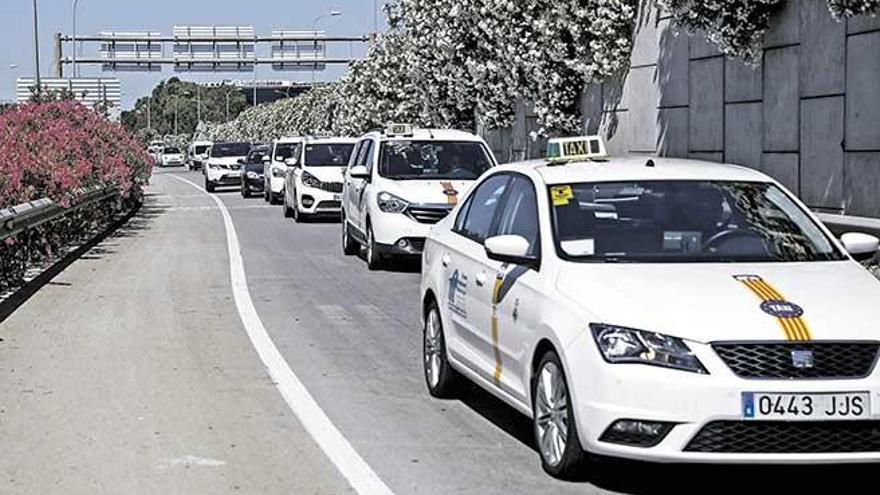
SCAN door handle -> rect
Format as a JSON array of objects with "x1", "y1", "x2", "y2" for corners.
[
  {"x1": 475, "y1": 272, "x2": 487, "y2": 287},
  {"x1": 441, "y1": 254, "x2": 450, "y2": 268}
]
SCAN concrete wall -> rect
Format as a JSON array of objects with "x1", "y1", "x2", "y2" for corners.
[{"x1": 483, "y1": 1, "x2": 880, "y2": 217}]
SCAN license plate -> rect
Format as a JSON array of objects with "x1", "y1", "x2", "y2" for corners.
[
  {"x1": 334, "y1": 194, "x2": 342, "y2": 201},
  {"x1": 743, "y1": 392, "x2": 870, "y2": 421}
]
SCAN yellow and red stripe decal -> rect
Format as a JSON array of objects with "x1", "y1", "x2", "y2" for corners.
[
  {"x1": 735, "y1": 275, "x2": 813, "y2": 341},
  {"x1": 440, "y1": 181, "x2": 458, "y2": 206},
  {"x1": 491, "y1": 275, "x2": 504, "y2": 383}
]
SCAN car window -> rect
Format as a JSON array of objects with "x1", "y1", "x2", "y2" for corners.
[
  {"x1": 349, "y1": 141, "x2": 364, "y2": 168},
  {"x1": 456, "y1": 174, "x2": 510, "y2": 244},
  {"x1": 494, "y1": 176, "x2": 540, "y2": 256},
  {"x1": 364, "y1": 140, "x2": 376, "y2": 177}
]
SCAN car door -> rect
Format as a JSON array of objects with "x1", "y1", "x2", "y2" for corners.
[
  {"x1": 343, "y1": 140, "x2": 364, "y2": 222},
  {"x1": 442, "y1": 173, "x2": 512, "y2": 384},
  {"x1": 350, "y1": 138, "x2": 375, "y2": 234},
  {"x1": 487, "y1": 175, "x2": 542, "y2": 403}
]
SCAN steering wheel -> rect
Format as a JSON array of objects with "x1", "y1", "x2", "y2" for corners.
[{"x1": 702, "y1": 228, "x2": 762, "y2": 251}]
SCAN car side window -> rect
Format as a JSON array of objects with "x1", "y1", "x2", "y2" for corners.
[
  {"x1": 364, "y1": 140, "x2": 376, "y2": 177},
  {"x1": 493, "y1": 175, "x2": 540, "y2": 257},
  {"x1": 456, "y1": 174, "x2": 510, "y2": 244},
  {"x1": 349, "y1": 141, "x2": 364, "y2": 168}
]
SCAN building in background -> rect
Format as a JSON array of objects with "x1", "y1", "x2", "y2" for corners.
[{"x1": 15, "y1": 78, "x2": 122, "y2": 120}]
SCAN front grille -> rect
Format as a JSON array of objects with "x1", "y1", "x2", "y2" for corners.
[
  {"x1": 316, "y1": 200, "x2": 341, "y2": 210},
  {"x1": 320, "y1": 182, "x2": 343, "y2": 193},
  {"x1": 406, "y1": 205, "x2": 452, "y2": 224},
  {"x1": 713, "y1": 342, "x2": 879, "y2": 380},
  {"x1": 685, "y1": 421, "x2": 880, "y2": 453}
]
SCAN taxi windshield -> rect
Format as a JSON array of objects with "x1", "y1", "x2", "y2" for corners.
[
  {"x1": 304, "y1": 143, "x2": 355, "y2": 167},
  {"x1": 551, "y1": 180, "x2": 846, "y2": 263},
  {"x1": 378, "y1": 141, "x2": 492, "y2": 180}
]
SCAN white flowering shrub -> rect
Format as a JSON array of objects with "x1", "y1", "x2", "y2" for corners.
[{"x1": 660, "y1": 0, "x2": 880, "y2": 61}]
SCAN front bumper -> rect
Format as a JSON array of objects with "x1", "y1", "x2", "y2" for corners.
[
  {"x1": 242, "y1": 176, "x2": 265, "y2": 192},
  {"x1": 268, "y1": 174, "x2": 286, "y2": 195},
  {"x1": 206, "y1": 167, "x2": 242, "y2": 185},
  {"x1": 370, "y1": 211, "x2": 436, "y2": 255},
  {"x1": 296, "y1": 186, "x2": 343, "y2": 216},
  {"x1": 566, "y1": 332, "x2": 880, "y2": 463}
]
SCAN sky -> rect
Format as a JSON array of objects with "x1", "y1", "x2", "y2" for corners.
[{"x1": 1, "y1": 0, "x2": 388, "y2": 109}]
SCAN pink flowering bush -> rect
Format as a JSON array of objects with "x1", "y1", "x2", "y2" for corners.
[
  {"x1": 0, "y1": 101, "x2": 151, "y2": 209},
  {"x1": 0, "y1": 101, "x2": 151, "y2": 293}
]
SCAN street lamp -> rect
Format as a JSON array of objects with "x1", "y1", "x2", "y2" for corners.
[
  {"x1": 32, "y1": 0, "x2": 41, "y2": 89},
  {"x1": 72, "y1": 0, "x2": 83, "y2": 78},
  {"x1": 311, "y1": 10, "x2": 342, "y2": 83},
  {"x1": 224, "y1": 87, "x2": 237, "y2": 122}
]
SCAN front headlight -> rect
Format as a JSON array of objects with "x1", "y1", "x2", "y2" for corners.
[
  {"x1": 377, "y1": 191, "x2": 409, "y2": 213},
  {"x1": 208, "y1": 163, "x2": 220, "y2": 170},
  {"x1": 246, "y1": 171, "x2": 259, "y2": 179},
  {"x1": 590, "y1": 324, "x2": 707, "y2": 374},
  {"x1": 272, "y1": 167, "x2": 286, "y2": 178},
  {"x1": 301, "y1": 171, "x2": 321, "y2": 188}
]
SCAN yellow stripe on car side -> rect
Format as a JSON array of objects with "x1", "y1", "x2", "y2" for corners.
[
  {"x1": 736, "y1": 275, "x2": 812, "y2": 342},
  {"x1": 491, "y1": 276, "x2": 504, "y2": 384}
]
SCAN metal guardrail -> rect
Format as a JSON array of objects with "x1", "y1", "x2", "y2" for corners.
[
  {"x1": 818, "y1": 213, "x2": 880, "y2": 238},
  {"x1": 0, "y1": 186, "x2": 118, "y2": 242}
]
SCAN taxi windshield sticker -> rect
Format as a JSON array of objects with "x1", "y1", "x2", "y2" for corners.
[{"x1": 551, "y1": 185, "x2": 574, "y2": 207}]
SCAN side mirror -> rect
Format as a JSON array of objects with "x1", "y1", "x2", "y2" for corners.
[
  {"x1": 841, "y1": 232, "x2": 879, "y2": 262},
  {"x1": 349, "y1": 165, "x2": 369, "y2": 179},
  {"x1": 262, "y1": 156, "x2": 271, "y2": 164},
  {"x1": 237, "y1": 158, "x2": 245, "y2": 164},
  {"x1": 284, "y1": 158, "x2": 299, "y2": 167},
  {"x1": 484, "y1": 235, "x2": 539, "y2": 269}
]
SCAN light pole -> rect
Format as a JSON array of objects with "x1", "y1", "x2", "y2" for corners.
[
  {"x1": 196, "y1": 84, "x2": 201, "y2": 124},
  {"x1": 312, "y1": 10, "x2": 342, "y2": 83},
  {"x1": 374, "y1": 0, "x2": 378, "y2": 34},
  {"x1": 32, "y1": 0, "x2": 41, "y2": 90},
  {"x1": 224, "y1": 88, "x2": 237, "y2": 122},
  {"x1": 72, "y1": 0, "x2": 82, "y2": 78},
  {"x1": 146, "y1": 96, "x2": 151, "y2": 130}
]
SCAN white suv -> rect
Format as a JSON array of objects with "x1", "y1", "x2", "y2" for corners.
[
  {"x1": 203, "y1": 142, "x2": 250, "y2": 192},
  {"x1": 264, "y1": 137, "x2": 303, "y2": 204},
  {"x1": 341, "y1": 125, "x2": 498, "y2": 269},
  {"x1": 283, "y1": 137, "x2": 357, "y2": 221}
]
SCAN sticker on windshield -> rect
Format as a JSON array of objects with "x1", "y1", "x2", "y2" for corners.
[{"x1": 551, "y1": 185, "x2": 574, "y2": 206}]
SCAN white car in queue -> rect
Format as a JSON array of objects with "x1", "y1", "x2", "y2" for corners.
[
  {"x1": 158, "y1": 146, "x2": 185, "y2": 167},
  {"x1": 283, "y1": 136, "x2": 357, "y2": 221},
  {"x1": 264, "y1": 136, "x2": 303, "y2": 205},
  {"x1": 419, "y1": 135, "x2": 880, "y2": 477},
  {"x1": 341, "y1": 124, "x2": 498, "y2": 269},
  {"x1": 202, "y1": 142, "x2": 250, "y2": 193}
]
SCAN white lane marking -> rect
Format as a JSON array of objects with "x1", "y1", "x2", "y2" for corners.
[
  {"x1": 168, "y1": 175, "x2": 394, "y2": 495},
  {"x1": 158, "y1": 455, "x2": 226, "y2": 469}
]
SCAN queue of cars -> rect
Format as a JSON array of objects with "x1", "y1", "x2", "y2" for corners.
[{"x1": 165, "y1": 127, "x2": 880, "y2": 478}]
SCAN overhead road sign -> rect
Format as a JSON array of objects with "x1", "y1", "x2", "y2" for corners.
[
  {"x1": 271, "y1": 30, "x2": 327, "y2": 71},
  {"x1": 172, "y1": 26, "x2": 255, "y2": 72},
  {"x1": 99, "y1": 31, "x2": 162, "y2": 72}
]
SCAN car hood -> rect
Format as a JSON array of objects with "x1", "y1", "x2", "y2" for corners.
[
  {"x1": 381, "y1": 179, "x2": 475, "y2": 205},
  {"x1": 556, "y1": 261, "x2": 880, "y2": 343},
  {"x1": 303, "y1": 166, "x2": 346, "y2": 183}
]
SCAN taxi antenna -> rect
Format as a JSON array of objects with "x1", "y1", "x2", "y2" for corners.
[{"x1": 646, "y1": 159, "x2": 655, "y2": 168}]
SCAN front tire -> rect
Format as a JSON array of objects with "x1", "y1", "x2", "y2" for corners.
[
  {"x1": 341, "y1": 213, "x2": 359, "y2": 255},
  {"x1": 532, "y1": 351, "x2": 587, "y2": 479},
  {"x1": 365, "y1": 222, "x2": 383, "y2": 271},
  {"x1": 423, "y1": 300, "x2": 462, "y2": 398},
  {"x1": 205, "y1": 178, "x2": 216, "y2": 193}
]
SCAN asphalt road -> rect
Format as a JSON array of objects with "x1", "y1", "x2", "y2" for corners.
[{"x1": 0, "y1": 168, "x2": 874, "y2": 494}]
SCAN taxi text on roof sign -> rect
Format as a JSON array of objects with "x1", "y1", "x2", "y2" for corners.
[
  {"x1": 386, "y1": 123, "x2": 414, "y2": 137},
  {"x1": 546, "y1": 135, "x2": 608, "y2": 163}
]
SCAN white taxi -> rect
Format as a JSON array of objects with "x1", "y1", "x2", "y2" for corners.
[
  {"x1": 203, "y1": 142, "x2": 250, "y2": 192},
  {"x1": 264, "y1": 136, "x2": 303, "y2": 204},
  {"x1": 283, "y1": 136, "x2": 357, "y2": 221},
  {"x1": 341, "y1": 124, "x2": 498, "y2": 269},
  {"x1": 419, "y1": 136, "x2": 880, "y2": 477}
]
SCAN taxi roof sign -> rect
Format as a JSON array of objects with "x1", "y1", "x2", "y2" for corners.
[
  {"x1": 546, "y1": 135, "x2": 608, "y2": 163},
  {"x1": 386, "y1": 123, "x2": 414, "y2": 137}
]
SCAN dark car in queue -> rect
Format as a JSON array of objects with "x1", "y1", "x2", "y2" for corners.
[{"x1": 241, "y1": 145, "x2": 270, "y2": 198}]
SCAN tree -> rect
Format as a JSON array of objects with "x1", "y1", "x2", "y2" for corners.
[{"x1": 121, "y1": 78, "x2": 249, "y2": 137}]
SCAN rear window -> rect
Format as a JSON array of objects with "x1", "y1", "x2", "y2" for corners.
[{"x1": 304, "y1": 143, "x2": 356, "y2": 167}]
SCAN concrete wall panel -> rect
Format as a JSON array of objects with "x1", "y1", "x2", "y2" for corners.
[
  {"x1": 844, "y1": 153, "x2": 880, "y2": 216},
  {"x1": 762, "y1": 153, "x2": 800, "y2": 194},
  {"x1": 625, "y1": 67, "x2": 661, "y2": 152},
  {"x1": 657, "y1": 25, "x2": 689, "y2": 107},
  {"x1": 848, "y1": 14, "x2": 880, "y2": 34},
  {"x1": 800, "y1": 0, "x2": 846, "y2": 97},
  {"x1": 658, "y1": 107, "x2": 688, "y2": 157},
  {"x1": 688, "y1": 57, "x2": 724, "y2": 151},
  {"x1": 725, "y1": 102, "x2": 763, "y2": 168},
  {"x1": 800, "y1": 97, "x2": 845, "y2": 209},
  {"x1": 725, "y1": 59, "x2": 762, "y2": 103},
  {"x1": 763, "y1": 47, "x2": 800, "y2": 151},
  {"x1": 846, "y1": 31, "x2": 880, "y2": 150},
  {"x1": 764, "y1": 1, "x2": 800, "y2": 47}
]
